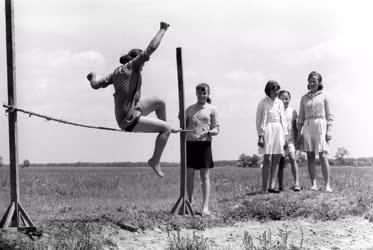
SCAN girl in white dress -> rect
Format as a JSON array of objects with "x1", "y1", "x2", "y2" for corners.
[{"x1": 256, "y1": 81, "x2": 288, "y2": 193}]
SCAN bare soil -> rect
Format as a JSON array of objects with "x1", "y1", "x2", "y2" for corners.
[{"x1": 107, "y1": 216, "x2": 373, "y2": 250}]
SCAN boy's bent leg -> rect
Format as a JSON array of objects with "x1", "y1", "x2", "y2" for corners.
[
  {"x1": 132, "y1": 116, "x2": 172, "y2": 177},
  {"x1": 137, "y1": 97, "x2": 167, "y2": 121}
]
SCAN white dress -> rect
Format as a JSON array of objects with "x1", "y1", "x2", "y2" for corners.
[{"x1": 256, "y1": 97, "x2": 288, "y2": 155}]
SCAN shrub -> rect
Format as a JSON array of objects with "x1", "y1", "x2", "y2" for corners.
[
  {"x1": 167, "y1": 230, "x2": 209, "y2": 250},
  {"x1": 237, "y1": 154, "x2": 262, "y2": 168},
  {"x1": 22, "y1": 159, "x2": 30, "y2": 168}
]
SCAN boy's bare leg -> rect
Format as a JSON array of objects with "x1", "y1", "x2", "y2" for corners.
[
  {"x1": 289, "y1": 152, "x2": 300, "y2": 189},
  {"x1": 132, "y1": 117, "x2": 172, "y2": 177}
]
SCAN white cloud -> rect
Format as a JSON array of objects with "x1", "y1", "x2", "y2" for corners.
[{"x1": 15, "y1": 49, "x2": 111, "y2": 121}]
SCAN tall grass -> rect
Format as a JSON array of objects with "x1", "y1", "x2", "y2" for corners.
[{"x1": 0, "y1": 165, "x2": 372, "y2": 249}]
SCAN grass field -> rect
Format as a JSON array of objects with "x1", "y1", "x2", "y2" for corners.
[{"x1": 0, "y1": 165, "x2": 372, "y2": 249}]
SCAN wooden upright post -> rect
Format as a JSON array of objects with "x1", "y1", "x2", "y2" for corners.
[
  {"x1": 1, "y1": 0, "x2": 35, "y2": 229},
  {"x1": 171, "y1": 47, "x2": 194, "y2": 216}
]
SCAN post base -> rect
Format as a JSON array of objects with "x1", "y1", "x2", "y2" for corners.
[
  {"x1": 171, "y1": 196, "x2": 195, "y2": 216},
  {"x1": 0, "y1": 202, "x2": 35, "y2": 229}
]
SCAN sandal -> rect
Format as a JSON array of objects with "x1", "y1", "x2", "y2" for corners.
[
  {"x1": 325, "y1": 186, "x2": 333, "y2": 193},
  {"x1": 201, "y1": 210, "x2": 211, "y2": 217},
  {"x1": 268, "y1": 188, "x2": 281, "y2": 193}
]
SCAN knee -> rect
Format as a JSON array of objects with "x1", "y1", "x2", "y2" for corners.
[
  {"x1": 154, "y1": 97, "x2": 166, "y2": 109},
  {"x1": 263, "y1": 157, "x2": 271, "y2": 166},
  {"x1": 289, "y1": 157, "x2": 295, "y2": 164},
  {"x1": 319, "y1": 153, "x2": 328, "y2": 162},
  {"x1": 307, "y1": 153, "x2": 315, "y2": 162},
  {"x1": 161, "y1": 124, "x2": 172, "y2": 136},
  {"x1": 201, "y1": 174, "x2": 209, "y2": 183}
]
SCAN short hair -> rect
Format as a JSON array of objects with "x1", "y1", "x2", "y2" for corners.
[
  {"x1": 119, "y1": 48, "x2": 143, "y2": 65},
  {"x1": 196, "y1": 82, "x2": 211, "y2": 104},
  {"x1": 264, "y1": 80, "x2": 281, "y2": 97},
  {"x1": 307, "y1": 71, "x2": 323, "y2": 90},
  {"x1": 278, "y1": 90, "x2": 291, "y2": 99}
]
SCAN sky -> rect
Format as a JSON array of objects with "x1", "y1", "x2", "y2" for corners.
[{"x1": 0, "y1": 0, "x2": 373, "y2": 164}]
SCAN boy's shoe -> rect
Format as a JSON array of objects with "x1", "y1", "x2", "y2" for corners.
[{"x1": 292, "y1": 185, "x2": 301, "y2": 192}]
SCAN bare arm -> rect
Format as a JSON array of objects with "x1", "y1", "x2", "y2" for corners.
[
  {"x1": 145, "y1": 22, "x2": 170, "y2": 56},
  {"x1": 256, "y1": 100, "x2": 265, "y2": 136},
  {"x1": 297, "y1": 97, "x2": 305, "y2": 143},
  {"x1": 292, "y1": 109, "x2": 299, "y2": 140},
  {"x1": 208, "y1": 107, "x2": 220, "y2": 136},
  {"x1": 130, "y1": 22, "x2": 170, "y2": 71},
  {"x1": 87, "y1": 72, "x2": 112, "y2": 89},
  {"x1": 280, "y1": 102, "x2": 288, "y2": 137},
  {"x1": 324, "y1": 95, "x2": 333, "y2": 141}
]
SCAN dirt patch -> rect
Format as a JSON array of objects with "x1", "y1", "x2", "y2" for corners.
[{"x1": 107, "y1": 216, "x2": 373, "y2": 249}]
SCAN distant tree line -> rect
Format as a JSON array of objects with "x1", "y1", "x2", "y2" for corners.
[
  {"x1": 237, "y1": 147, "x2": 373, "y2": 168},
  {"x1": 1, "y1": 147, "x2": 371, "y2": 168}
]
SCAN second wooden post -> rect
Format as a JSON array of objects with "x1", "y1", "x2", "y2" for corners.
[{"x1": 171, "y1": 47, "x2": 194, "y2": 216}]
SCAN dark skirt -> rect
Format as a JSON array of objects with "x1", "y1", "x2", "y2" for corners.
[{"x1": 187, "y1": 141, "x2": 214, "y2": 170}]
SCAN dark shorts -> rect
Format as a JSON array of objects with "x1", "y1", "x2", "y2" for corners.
[
  {"x1": 123, "y1": 113, "x2": 141, "y2": 132},
  {"x1": 187, "y1": 141, "x2": 214, "y2": 170},
  {"x1": 118, "y1": 105, "x2": 142, "y2": 132}
]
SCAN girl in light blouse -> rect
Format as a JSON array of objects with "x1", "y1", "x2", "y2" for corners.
[
  {"x1": 186, "y1": 83, "x2": 219, "y2": 216},
  {"x1": 298, "y1": 71, "x2": 333, "y2": 192},
  {"x1": 256, "y1": 81, "x2": 288, "y2": 193}
]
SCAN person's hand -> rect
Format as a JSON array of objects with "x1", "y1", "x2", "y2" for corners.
[
  {"x1": 294, "y1": 140, "x2": 299, "y2": 150},
  {"x1": 160, "y1": 21, "x2": 170, "y2": 30},
  {"x1": 297, "y1": 135, "x2": 303, "y2": 149},
  {"x1": 87, "y1": 72, "x2": 96, "y2": 82},
  {"x1": 285, "y1": 135, "x2": 290, "y2": 145},
  {"x1": 196, "y1": 127, "x2": 209, "y2": 139},
  {"x1": 326, "y1": 133, "x2": 332, "y2": 142},
  {"x1": 257, "y1": 136, "x2": 264, "y2": 148},
  {"x1": 283, "y1": 135, "x2": 289, "y2": 150}
]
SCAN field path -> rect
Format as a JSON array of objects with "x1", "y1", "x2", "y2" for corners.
[{"x1": 108, "y1": 217, "x2": 373, "y2": 249}]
